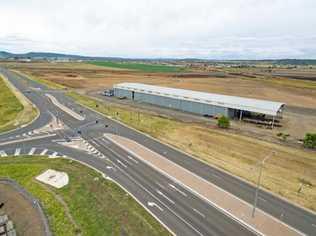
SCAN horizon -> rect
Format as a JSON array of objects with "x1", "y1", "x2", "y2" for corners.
[{"x1": 1, "y1": 0, "x2": 316, "y2": 60}]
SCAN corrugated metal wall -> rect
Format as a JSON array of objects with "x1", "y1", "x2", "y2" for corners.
[{"x1": 114, "y1": 88, "x2": 231, "y2": 117}]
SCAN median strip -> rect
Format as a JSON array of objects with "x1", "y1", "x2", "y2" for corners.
[
  {"x1": 45, "y1": 94, "x2": 85, "y2": 121},
  {"x1": 105, "y1": 133, "x2": 303, "y2": 236}
]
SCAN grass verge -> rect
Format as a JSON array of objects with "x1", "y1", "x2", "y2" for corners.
[
  {"x1": 0, "y1": 156, "x2": 170, "y2": 236},
  {"x1": 67, "y1": 91, "x2": 316, "y2": 212},
  {"x1": 88, "y1": 61, "x2": 186, "y2": 73},
  {"x1": 0, "y1": 75, "x2": 38, "y2": 133}
]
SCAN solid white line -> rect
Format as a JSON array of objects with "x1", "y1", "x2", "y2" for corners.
[
  {"x1": 28, "y1": 147, "x2": 36, "y2": 155},
  {"x1": 193, "y1": 208, "x2": 206, "y2": 218},
  {"x1": 40, "y1": 149, "x2": 48, "y2": 155},
  {"x1": 14, "y1": 148, "x2": 21, "y2": 156},
  {"x1": 110, "y1": 162, "x2": 202, "y2": 236},
  {"x1": 127, "y1": 155, "x2": 139, "y2": 164},
  {"x1": 156, "y1": 190, "x2": 175, "y2": 204},
  {"x1": 0, "y1": 151, "x2": 7, "y2": 157},
  {"x1": 169, "y1": 183, "x2": 187, "y2": 197}
]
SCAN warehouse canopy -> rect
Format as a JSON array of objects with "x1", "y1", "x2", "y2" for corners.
[{"x1": 114, "y1": 83, "x2": 285, "y2": 116}]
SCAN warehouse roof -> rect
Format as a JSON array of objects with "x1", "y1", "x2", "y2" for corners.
[{"x1": 114, "y1": 83, "x2": 285, "y2": 116}]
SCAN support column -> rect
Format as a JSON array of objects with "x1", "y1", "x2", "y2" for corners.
[{"x1": 239, "y1": 110, "x2": 243, "y2": 121}]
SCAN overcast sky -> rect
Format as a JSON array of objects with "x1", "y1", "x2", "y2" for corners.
[{"x1": 1, "y1": 0, "x2": 316, "y2": 59}]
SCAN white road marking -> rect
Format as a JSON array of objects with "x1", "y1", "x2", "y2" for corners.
[
  {"x1": 28, "y1": 147, "x2": 36, "y2": 155},
  {"x1": 106, "y1": 166, "x2": 114, "y2": 170},
  {"x1": 40, "y1": 149, "x2": 48, "y2": 155},
  {"x1": 127, "y1": 155, "x2": 139, "y2": 164},
  {"x1": 116, "y1": 159, "x2": 127, "y2": 168},
  {"x1": 49, "y1": 152, "x2": 58, "y2": 158},
  {"x1": 193, "y1": 208, "x2": 206, "y2": 218},
  {"x1": 156, "y1": 190, "x2": 175, "y2": 204},
  {"x1": 156, "y1": 182, "x2": 167, "y2": 190},
  {"x1": 259, "y1": 196, "x2": 267, "y2": 202},
  {"x1": 169, "y1": 184, "x2": 187, "y2": 197},
  {"x1": 90, "y1": 139, "x2": 100, "y2": 147},
  {"x1": 101, "y1": 138, "x2": 110, "y2": 144},
  {"x1": 0, "y1": 151, "x2": 7, "y2": 157},
  {"x1": 14, "y1": 148, "x2": 21, "y2": 156},
  {"x1": 148, "y1": 202, "x2": 163, "y2": 211}
]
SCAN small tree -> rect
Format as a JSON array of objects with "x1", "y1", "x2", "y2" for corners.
[
  {"x1": 303, "y1": 133, "x2": 316, "y2": 149},
  {"x1": 218, "y1": 116, "x2": 230, "y2": 129}
]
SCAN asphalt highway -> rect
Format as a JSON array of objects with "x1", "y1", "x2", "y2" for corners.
[{"x1": 0, "y1": 67, "x2": 315, "y2": 235}]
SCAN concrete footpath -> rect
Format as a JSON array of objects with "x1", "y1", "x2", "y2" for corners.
[{"x1": 105, "y1": 133, "x2": 303, "y2": 236}]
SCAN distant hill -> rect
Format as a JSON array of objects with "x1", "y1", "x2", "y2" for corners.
[
  {"x1": 0, "y1": 51, "x2": 120, "y2": 61},
  {"x1": 0, "y1": 51, "x2": 316, "y2": 65}
]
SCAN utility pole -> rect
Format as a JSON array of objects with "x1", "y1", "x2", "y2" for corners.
[{"x1": 252, "y1": 151, "x2": 275, "y2": 218}]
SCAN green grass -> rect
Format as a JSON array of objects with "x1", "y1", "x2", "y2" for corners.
[
  {"x1": 88, "y1": 61, "x2": 186, "y2": 73},
  {"x1": 67, "y1": 92, "x2": 176, "y2": 138},
  {"x1": 0, "y1": 156, "x2": 170, "y2": 236},
  {"x1": 0, "y1": 76, "x2": 24, "y2": 132}
]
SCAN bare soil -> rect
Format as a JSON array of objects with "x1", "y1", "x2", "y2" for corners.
[{"x1": 0, "y1": 182, "x2": 46, "y2": 236}]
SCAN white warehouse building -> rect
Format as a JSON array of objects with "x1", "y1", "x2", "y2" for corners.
[{"x1": 113, "y1": 83, "x2": 285, "y2": 122}]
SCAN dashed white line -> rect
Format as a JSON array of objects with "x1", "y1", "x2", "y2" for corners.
[
  {"x1": 116, "y1": 159, "x2": 128, "y2": 168},
  {"x1": 169, "y1": 184, "x2": 187, "y2": 197},
  {"x1": 127, "y1": 155, "x2": 139, "y2": 164},
  {"x1": 156, "y1": 182, "x2": 167, "y2": 190},
  {"x1": 193, "y1": 208, "x2": 206, "y2": 218},
  {"x1": 156, "y1": 190, "x2": 175, "y2": 204},
  {"x1": 259, "y1": 196, "x2": 267, "y2": 202}
]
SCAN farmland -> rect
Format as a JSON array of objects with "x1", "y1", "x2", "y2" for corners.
[
  {"x1": 88, "y1": 61, "x2": 186, "y2": 73},
  {"x1": 1, "y1": 61, "x2": 316, "y2": 211}
]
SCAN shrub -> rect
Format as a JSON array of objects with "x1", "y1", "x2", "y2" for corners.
[
  {"x1": 217, "y1": 116, "x2": 230, "y2": 129},
  {"x1": 303, "y1": 133, "x2": 316, "y2": 149}
]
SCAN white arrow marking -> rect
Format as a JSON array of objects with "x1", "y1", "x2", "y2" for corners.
[
  {"x1": 156, "y1": 190, "x2": 175, "y2": 204},
  {"x1": 147, "y1": 202, "x2": 163, "y2": 211},
  {"x1": 14, "y1": 148, "x2": 21, "y2": 156},
  {"x1": 169, "y1": 184, "x2": 187, "y2": 197}
]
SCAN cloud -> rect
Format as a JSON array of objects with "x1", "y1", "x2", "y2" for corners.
[{"x1": 0, "y1": 0, "x2": 316, "y2": 59}]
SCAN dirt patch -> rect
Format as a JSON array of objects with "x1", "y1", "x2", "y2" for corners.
[{"x1": 0, "y1": 181, "x2": 48, "y2": 236}]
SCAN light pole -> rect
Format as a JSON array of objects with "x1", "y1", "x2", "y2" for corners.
[{"x1": 252, "y1": 151, "x2": 275, "y2": 218}]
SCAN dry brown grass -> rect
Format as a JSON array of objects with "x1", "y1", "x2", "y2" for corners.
[{"x1": 68, "y1": 92, "x2": 316, "y2": 212}]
